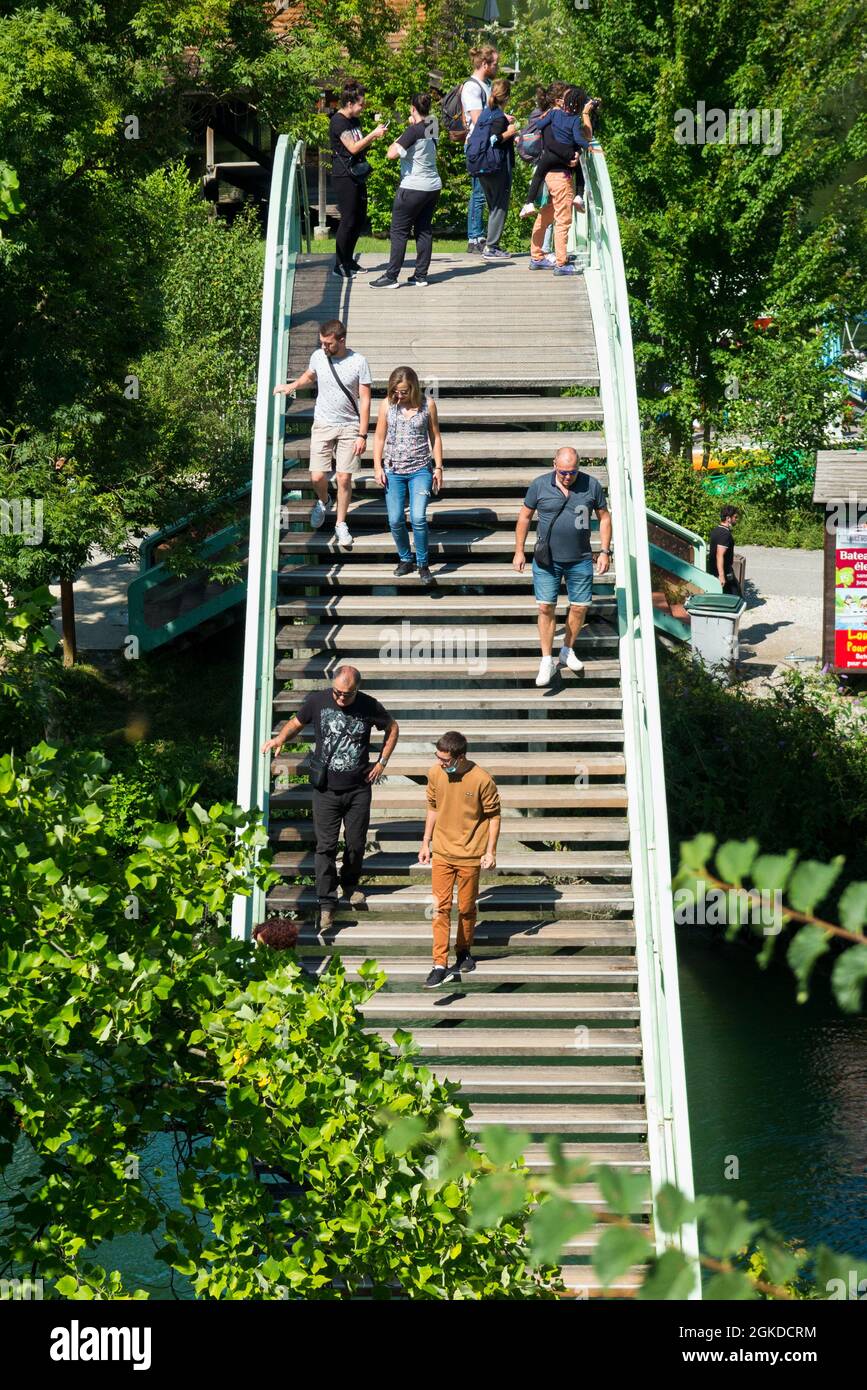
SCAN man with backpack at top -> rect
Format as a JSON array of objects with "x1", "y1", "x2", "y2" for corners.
[
  {"x1": 463, "y1": 79, "x2": 518, "y2": 260},
  {"x1": 441, "y1": 44, "x2": 499, "y2": 253}
]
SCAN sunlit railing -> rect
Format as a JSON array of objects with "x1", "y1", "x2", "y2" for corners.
[{"x1": 578, "y1": 146, "x2": 701, "y2": 1294}]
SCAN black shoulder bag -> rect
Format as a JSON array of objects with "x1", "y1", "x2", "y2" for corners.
[
  {"x1": 332, "y1": 136, "x2": 372, "y2": 184},
  {"x1": 325, "y1": 353, "x2": 361, "y2": 419},
  {"x1": 299, "y1": 745, "x2": 330, "y2": 792},
  {"x1": 533, "y1": 484, "x2": 572, "y2": 569}
]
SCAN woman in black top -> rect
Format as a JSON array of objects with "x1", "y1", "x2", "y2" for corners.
[
  {"x1": 477, "y1": 78, "x2": 518, "y2": 260},
  {"x1": 329, "y1": 81, "x2": 388, "y2": 280}
]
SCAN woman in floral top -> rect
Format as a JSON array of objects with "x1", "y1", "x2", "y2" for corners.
[{"x1": 372, "y1": 366, "x2": 443, "y2": 585}]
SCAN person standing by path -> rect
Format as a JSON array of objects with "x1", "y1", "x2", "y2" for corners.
[
  {"x1": 371, "y1": 94, "x2": 442, "y2": 289},
  {"x1": 418, "y1": 731, "x2": 500, "y2": 989},
  {"x1": 274, "y1": 319, "x2": 371, "y2": 549},
  {"x1": 707, "y1": 505, "x2": 742, "y2": 595},
  {"x1": 461, "y1": 45, "x2": 499, "y2": 253},
  {"x1": 513, "y1": 445, "x2": 612, "y2": 686},
  {"x1": 475, "y1": 79, "x2": 518, "y2": 261},
  {"x1": 330, "y1": 81, "x2": 388, "y2": 280},
  {"x1": 372, "y1": 367, "x2": 443, "y2": 585},
  {"x1": 262, "y1": 665, "x2": 399, "y2": 931}
]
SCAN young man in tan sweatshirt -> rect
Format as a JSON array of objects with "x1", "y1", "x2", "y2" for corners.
[{"x1": 418, "y1": 730, "x2": 501, "y2": 988}]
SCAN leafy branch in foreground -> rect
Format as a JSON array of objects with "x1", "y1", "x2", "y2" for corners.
[{"x1": 674, "y1": 836, "x2": 867, "y2": 1010}]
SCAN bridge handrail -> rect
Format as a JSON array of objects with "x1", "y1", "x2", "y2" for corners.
[
  {"x1": 580, "y1": 145, "x2": 701, "y2": 1291},
  {"x1": 230, "y1": 134, "x2": 306, "y2": 939}
]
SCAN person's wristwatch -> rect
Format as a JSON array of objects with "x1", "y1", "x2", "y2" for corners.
[
  {"x1": 599, "y1": 548, "x2": 611, "y2": 556},
  {"x1": 378, "y1": 756, "x2": 389, "y2": 768}
]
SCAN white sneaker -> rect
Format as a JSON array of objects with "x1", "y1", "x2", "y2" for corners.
[
  {"x1": 519, "y1": 202, "x2": 536, "y2": 218},
  {"x1": 335, "y1": 521, "x2": 353, "y2": 548},
  {"x1": 309, "y1": 499, "x2": 329, "y2": 529},
  {"x1": 535, "y1": 655, "x2": 558, "y2": 687},
  {"x1": 559, "y1": 645, "x2": 584, "y2": 674},
  {"x1": 572, "y1": 195, "x2": 585, "y2": 212}
]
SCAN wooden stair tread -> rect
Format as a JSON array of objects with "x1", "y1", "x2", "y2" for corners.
[
  {"x1": 271, "y1": 751, "x2": 625, "y2": 774},
  {"x1": 271, "y1": 785, "x2": 629, "y2": 807},
  {"x1": 373, "y1": 1027, "x2": 642, "y2": 1056},
  {"x1": 295, "y1": 920, "x2": 636, "y2": 948},
  {"x1": 279, "y1": 530, "x2": 605, "y2": 554},
  {"x1": 274, "y1": 622, "x2": 618, "y2": 651},
  {"x1": 276, "y1": 562, "x2": 616, "y2": 586},
  {"x1": 429, "y1": 1066, "x2": 645, "y2": 1092},
  {"x1": 277, "y1": 595, "x2": 616, "y2": 617},
  {"x1": 286, "y1": 395, "x2": 604, "y2": 424},
  {"x1": 466, "y1": 1103, "x2": 646, "y2": 1131},
  {"x1": 274, "y1": 658, "x2": 621, "y2": 681},
  {"x1": 270, "y1": 816, "x2": 630, "y2": 842},
  {"x1": 273, "y1": 849, "x2": 631, "y2": 874},
  {"x1": 285, "y1": 432, "x2": 607, "y2": 461},
  {"x1": 304, "y1": 957, "x2": 638, "y2": 983},
  {"x1": 269, "y1": 885, "x2": 634, "y2": 910},
  {"x1": 280, "y1": 496, "x2": 605, "y2": 521},
  {"x1": 358, "y1": 993, "x2": 640, "y2": 1020},
  {"x1": 271, "y1": 692, "x2": 623, "y2": 714}
]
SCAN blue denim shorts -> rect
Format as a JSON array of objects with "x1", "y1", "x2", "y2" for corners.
[{"x1": 532, "y1": 556, "x2": 594, "y2": 605}]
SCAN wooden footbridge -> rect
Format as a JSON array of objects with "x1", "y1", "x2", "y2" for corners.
[{"x1": 232, "y1": 138, "x2": 699, "y2": 1297}]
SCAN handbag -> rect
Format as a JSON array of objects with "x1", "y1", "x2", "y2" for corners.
[
  {"x1": 298, "y1": 749, "x2": 329, "y2": 792},
  {"x1": 533, "y1": 484, "x2": 572, "y2": 569},
  {"x1": 333, "y1": 141, "x2": 372, "y2": 183}
]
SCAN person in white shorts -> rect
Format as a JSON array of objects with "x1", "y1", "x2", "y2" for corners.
[{"x1": 274, "y1": 318, "x2": 372, "y2": 547}]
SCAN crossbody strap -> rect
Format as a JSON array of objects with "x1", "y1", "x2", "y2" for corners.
[{"x1": 325, "y1": 353, "x2": 360, "y2": 419}]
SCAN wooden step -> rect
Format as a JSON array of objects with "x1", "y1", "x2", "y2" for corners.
[
  {"x1": 465, "y1": 1104, "x2": 646, "y2": 1134},
  {"x1": 279, "y1": 529, "x2": 604, "y2": 556},
  {"x1": 524, "y1": 1142, "x2": 649, "y2": 1170},
  {"x1": 562, "y1": 1224, "x2": 650, "y2": 1255},
  {"x1": 271, "y1": 785, "x2": 629, "y2": 809},
  {"x1": 274, "y1": 658, "x2": 621, "y2": 684},
  {"x1": 569, "y1": 1183, "x2": 651, "y2": 1212},
  {"x1": 270, "y1": 751, "x2": 625, "y2": 777},
  {"x1": 560, "y1": 1265, "x2": 644, "y2": 1296},
  {"x1": 270, "y1": 815, "x2": 630, "y2": 842},
  {"x1": 286, "y1": 395, "x2": 604, "y2": 425},
  {"x1": 281, "y1": 497, "x2": 599, "y2": 524},
  {"x1": 276, "y1": 595, "x2": 616, "y2": 619},
  {"x1": 270, "y1": 885, "x2": 634, "y2": 915},
  {"x1": 359, "y1": 992, "x2": 640, "y2": 1022},
  {"x1": 270, "y1": 723, "x2": 625, "y2": 749},
  {"x1": 373, "y1": 1028, "x2": 642, "y2": 1057},
  {"x1": 285, "y1": 432, "x2": 607, "y2": 462},
  {"x1": 429, "y1": 1065, "x2": 645, "y2": 1094},
  {"x1": 285, "y1": 467, "x2": 608, "y2": 493},
  {"x1": 275, "y1": 848, "x2": 630, "y2": 877},
  {"x1": 296, "y1": 919, "x2": 636, "y2": 949},
  {"x1": 305, "y1": 957, "x2": 639, "y2": 985},
  {"x1": 274, "y1": 622, "x2": 619, "y2": 653},
  {"x1": 276, "y1": 562, "x2": 616, "y2": 589}
]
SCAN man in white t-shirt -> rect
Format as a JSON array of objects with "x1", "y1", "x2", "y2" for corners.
[
  {"x1": 462, "y1": 45, "x2": 498, "y2": 253},
  {"x1": 274, "y1": 318, "x2": 372, "y2": 548}
]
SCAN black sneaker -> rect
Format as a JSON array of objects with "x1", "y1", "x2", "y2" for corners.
[
  {"x1": 418, "y1": 565, "x2": 434, "y2": 585},
  {"x1": 454, "y1": 951, "x2": 476, "y2": 975},
  {"x1": 424, "y1": 966, "x2": 449, "y2": 989},
  {"x1": 405, "y1": 275, "x2": 429, "y2": 287},
  {"x1": 370, "y1": 275, "x2": 399, "y2": 289},
  {"x1": 351, "y1": 258, "x2": 364, "y2": 271},
  {"x1": 332, "y1": 265, "x2": 355, "y2": 279},
  {"x1": 394, "y1": 560, "x2": 416, "y2": 577}
]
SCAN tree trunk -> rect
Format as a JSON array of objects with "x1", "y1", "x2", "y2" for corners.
[
  {"x1": 59, "y1": 577, "x2": 77, "y2": 667},
  {"x1": 701, "y1": 414, "x2": 712, "y2": 470}
]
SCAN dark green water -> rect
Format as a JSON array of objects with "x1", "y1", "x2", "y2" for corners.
[{"x1": 678, "y1": 930, "x2": 867, "y2": 1260}]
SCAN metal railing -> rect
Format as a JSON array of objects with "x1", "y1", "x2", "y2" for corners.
[
  {"x1": 577, "y1": 146, "x2": 701, "y2": 1293},
  {"x1": 230, "y1": 135, "x2": 307, "y2": 940}
]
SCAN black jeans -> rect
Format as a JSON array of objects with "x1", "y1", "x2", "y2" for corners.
[
  {"x1": 385, "y1": 186, "x2": 440, "y2": 280},
  {"x1": 312, "y1": 781, "x2": 372, "y2": 906},
  {"x1": 333, "y1": 173, "x2": 368, "y2": 270}
]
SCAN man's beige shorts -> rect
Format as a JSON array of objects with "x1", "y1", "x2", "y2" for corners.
[{"x1": 309, "y1": 421, "x2": 361, "y2": 476}]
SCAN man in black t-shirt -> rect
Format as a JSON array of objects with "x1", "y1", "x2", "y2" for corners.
[
  {"x1": 263, "y1": 666, "x2": 399, "y2": 927},
  {"x1": 707, "y1": 505, "x2": 741, "y2": 595}
]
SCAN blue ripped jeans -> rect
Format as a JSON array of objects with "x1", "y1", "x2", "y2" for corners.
[{"x1": 384, "y1": 465, "x2": 433, "y2": 567}]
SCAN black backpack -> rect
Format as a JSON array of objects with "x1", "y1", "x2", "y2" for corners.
[{"x1": 441, "y1": 76, "x2": 487, "y2": 142}]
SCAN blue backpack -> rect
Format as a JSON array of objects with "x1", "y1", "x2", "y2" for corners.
[{"x1": 464, "y1": 106, "x2": 504, "y2": 177}]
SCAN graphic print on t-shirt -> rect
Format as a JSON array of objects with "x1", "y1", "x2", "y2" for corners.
[{"x1": 320, "y1": 707, "x2": 368, "y2": 776}]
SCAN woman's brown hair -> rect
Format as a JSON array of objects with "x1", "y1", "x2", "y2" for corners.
[
  {"x1": 489, "y1": 78, "x2": 510, "y2": 109},
  {"x1": 387, "y1": 366, "x2": 422, "y2": 408}
]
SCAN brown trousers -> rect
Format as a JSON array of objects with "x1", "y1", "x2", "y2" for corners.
[
  {"x1": 530, "y1": 171, "x2": 573, "y2": 267},
  {"x1": 430, "y1": 858, "x2": 480, "y2": 966}
]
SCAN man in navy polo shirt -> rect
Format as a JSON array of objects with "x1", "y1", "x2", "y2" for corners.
[{"x1": 513, "y1": 445, "x2": 612, "y2": 686}]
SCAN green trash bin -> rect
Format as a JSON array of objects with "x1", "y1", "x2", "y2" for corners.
[{"x1": 684, "y1": 592, "x2": 747, "y2": 674}]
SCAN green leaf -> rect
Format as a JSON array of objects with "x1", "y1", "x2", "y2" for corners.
[
  {"x1": 715, "y1": 839, "x2": 759, "y2": 886},
  {"x1": 593, "y1": 1164, "x2": 651, "y2": 1218},
  {"x1": 786, "y1": 857, "x2": 844, "y2": 915},
  {"x1": 383, "y1": 1116, "x2": 427, "y2": 1155},
  {"x1": 786, "y1": 925, "x2": 831, "y2": 1002},
  {"x1": 528, "y1": 1196, "x2": 593, "y2": 1267},
  {"x1": 468, "y1": 1172, "x2": 527, "y2": 1230},
  {"x1": 830, "y1": 945, "x2": 867, "y2": 1015},
  {"x1": 704, "y1": 1270, "x2": 757, "y2": 1300},
  {"x1": 481, "y1": 1125, "x2": 529, "y2": 1168},
  {"x1": 679, "y1": 833, "x2": 717, "y2": 873},
  {"x1": 750, "y1": 850, "x2": 798, "y2": 896},
  {"x1": 654, "y1": 1183, "x2": 695, "y2": 1235},
  {"x1": 637, "y1": 1248, "x2": 697, "y2": 1300},
  {"x1": 837, "y1": 881, "x2": 867, "y2": 934},
  {"x1": 700, "y1": 1197, "x2": 760, "y2": 1259},
  {"x1": 592, "y1": 1225, "x2": 649, "y2": 1287}
]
